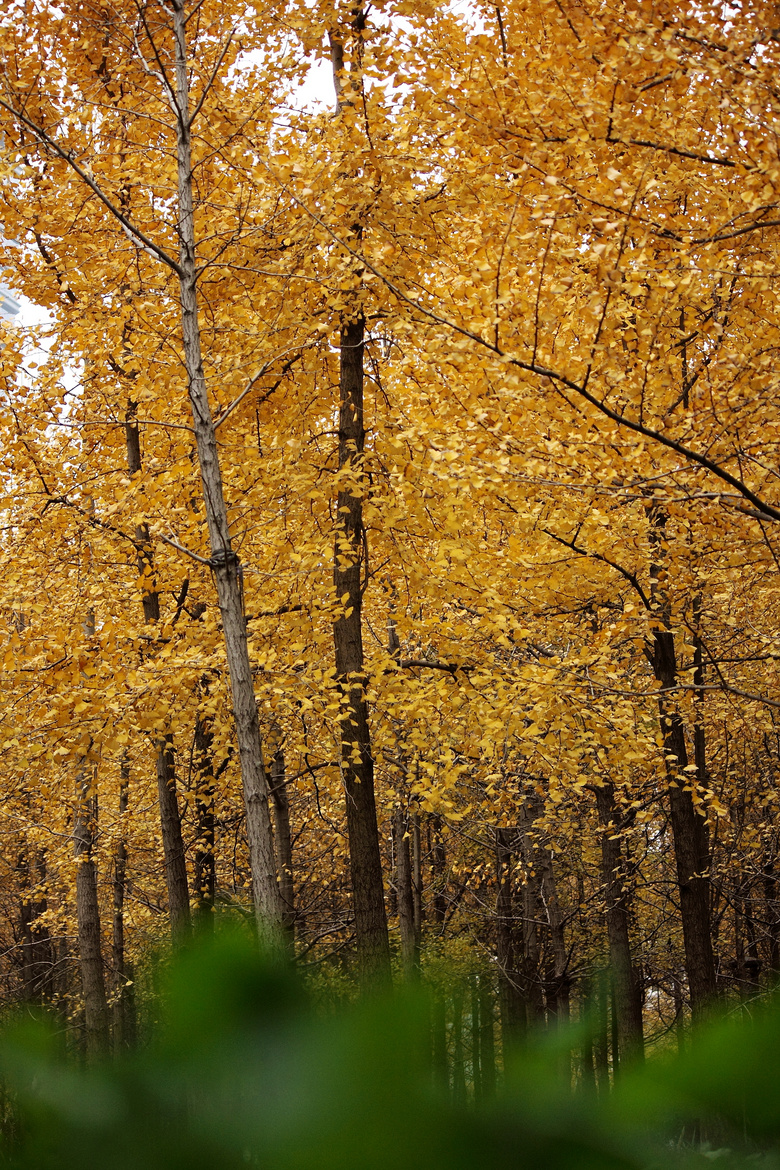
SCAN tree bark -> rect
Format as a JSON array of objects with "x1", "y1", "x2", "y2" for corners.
[
  {"x1": 652, "y1": 626, "x2": 717, "y2": 1017},
  {"x1": 112, "y1": 757, "x2": 136, "y2": 1050},
  {"x1": 73, "y1": 768, "x2": 110, "y2": 1060},
  {"x1": 332, "y1": 316, "x2": 390, "y2": 980},
  {"x1": 649, "y1": 514, "x2": 717, "y2": 1019},
  {"x1": 156, "y1": 736, "x2": 191, "y2": 938},
  {"x1": 495, "y1": 826, "x2": 527, "y2": 1041},
  {"x1": 537, "y1": 847, "x2": 570, "y2": 1026},
  {"x1": 763, "y1": 847, "x2": 780, "y2": 978},
  {"x1": 394, "y1": 805, "x2": 419, "y2": 977},
  {"x1": 18, "y1": 851, "x2": 54, "y2": 1004},
  {"x1": 388, "y1": 613, "x2": 419, "y2": 977},
  {"x1": 270, "y1": 748, "x2": 295, "y2": 939},
  {"x1": 125, "y1": 405, "x2": 191, "y2": 940},
  {"x1": 193, "y1": 712, "x2": 216, "y2": 931},
  {"x1": 518, "y1": 795, "x2": 567, "y2": 1027},
  {"x1": 171, "y1": 0, "x2": 280, "y2": 937},
  {"x1": 411, "y1": 809, "x2": 423, "y2": 937},
  {"x1": 430, "y1": 814, "x2": 448, "y2": 926},
  {"x1": 594, "y1": 782, "x2": 644, "y2": 1064},
  {"x1": 594, "y1": 971, "x2": 610, "y2": 1091}
]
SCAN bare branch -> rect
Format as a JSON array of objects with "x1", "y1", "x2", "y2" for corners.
[
  {"x1": 213, "y1": 348, "x2": 307, "y2": 429},
  {"x1": 400, "y1": 659, "x2": 470, "y2": 675},
  {"x1": 261, "y1": 163, "x2": 780, "y2": 523},
  {"x1": 156, "y1": 532, "x2": 212, "y2": 565},
  {"x1": 188, "y1": 30, "x2": 235, "y2": 129},
  {"x1": 0, "y1": 96, "x2": 183, "y2": 276},
  {"x1": 615, "y1": 134, "x2": 736, "y2": 167},
  {"x1": 542, "y1": 528, "x2": 652, "y2": 610},
  {"x1": 695, "y1": 219, "x2": 780, "y2": 243}
]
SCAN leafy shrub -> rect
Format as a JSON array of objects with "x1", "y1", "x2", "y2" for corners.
[{"x1": 0, "y1": 933, "x2": 778, "y2": 1169}]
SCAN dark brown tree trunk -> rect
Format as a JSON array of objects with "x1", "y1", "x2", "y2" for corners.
[
  {"x1": 763, "y1": 849, "x2": 780, "y2": 978},
  {"x1": 671, "y1": 968, "x2": 686, "y2": 1052},
  {"x1": 387, "y1": 613, "x2": 420, "y2": 977},
  {"x1": 518, "y1": 795, "x2": 566, "y2": 1027},
  {"x1": 126, "y1": 405, "x2": 191, "y2": 941},
  {"x1": 157, "y1": 736, "x2": 191, "y2": 939},
  {"x1": 431, "y1": 814, "x2": 448, "y2": 926},
  {"x1": 19, "y1": 852, "x2": 54, "y2": 1004},
  {"x1": 580, "y1": 981, "x2": 597, "y2": 1093},
  {"x1": 332, "y1": 316, "x2": 390, "y2": 981},
  {"x1": 538, "y1": 849, "x2": 570, "y2": 1026},
  {"x1": 649, "y1": 518, "x2": 717, "y2": 1020},
  {"x1": 734, "y1": 882, "x2": 762, "y2": 999},
  {"x1": 394, "y1": 805, "x2": 419, "y2": 978},
  {"x1": 411, "y1": 809, "x2": 423, "y2": 937},
  {"x1": 594, "y1": 971, "x2": 610, "y2": 1091},
  {"x1": 73, "y1": 768, "x2": 110, "y2": 1059},
  {"x1": 594, "y1": 782, "x2": 644, "y2": 1064},
  {"x1": 193, "y1": 712, "x2": 216, "y2": 931},
  {"x1": 653, "y1": 628, "x2": 717, "y2": 1018},
  {"x1": 522, "y1": 876, "x2": 546, "y2": 1023},
  {"x1": 270, "y1": 748, "x2": 295, "y2": 939},
  {"x1": 496, "y1": 828, "x2": 522, "y2": 1041},
  {"x1": 112, "y1": 758, "x2": 136, "y2": 1050}
]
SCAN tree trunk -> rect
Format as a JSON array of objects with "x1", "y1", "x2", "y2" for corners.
[
  {"x1": 594, "y1": 782, "x2": 644, "y2": 1065},
  {"x1": 411, "y1": 809, "x2": 423, "y2": 937},
  {"x1": 431, "y1": 814, "x2": 448, "y2": 926},
  {"x1": 332, "y1": 316, "x2": 390, "y2": 980},
  {"x1": 672, "y1": 968, "x2": 686, "y2": 1052},
  {"x1": 580, "y1": 980, "x2": 597, "y2": 1093},
  {"x1": 495, "y1": 826, "x2": 526, "y2": 1042},
  {"x1": 157, "y1": 736, "x2": 191, "y2": 939},
  {"x1": 763, "y1": 848, "x2": 780, "y2": 978},
  {"x1": 394, "y1": 805, "x2": 419, "y2": 977},
  {"x1": 594, "y1": 971, "x2": 610, "y2": 1091},
  {"x1": 270, "y1": 748, "x2": 295, "y2": 939},
  {"x1": 653, "y1": 626, "x2": 717, "y2": 1017},
  {"x1": 193, "y1": 712, "x2": 216, "y2": 931},
  {"x1": 73, "y1": 768, "x2": 110, "y2": 1059},
  {"x1": 125, "y1": 405, "x2": 191, "y2": 941},
  {"x1": 388, "y1": 614, "x2": 419, "y2": 977},
  {"x1": 519, "y1": 795, "x2": 567, "y2": 1026},
  {"x1": 19, "y1": 851, "x2": 54, "y2": 1004},
  {"x1": 649, "y1": 515, "x2": 717, "y2": 1019},
  {"x1": 538, "y1": 850, "x2": 570, "y2": 1026},
  {"x1": 172, "y1": 0, "x2": 280, "y2": 937},
  {"x1": 112, "y1": 757, "x2": 136, "y2": 1050}
]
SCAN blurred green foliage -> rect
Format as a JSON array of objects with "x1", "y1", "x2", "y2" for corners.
[{"x1": 1, "y1": 933, "x2": 779, "y2": 1169}]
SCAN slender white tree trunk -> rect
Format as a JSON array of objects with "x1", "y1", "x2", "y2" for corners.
[{"x1": 171, "y1": 0, "x2": 281, "y2": 936}]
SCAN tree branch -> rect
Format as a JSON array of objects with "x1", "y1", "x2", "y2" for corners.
[
  {"x1": 0, "y1": 96, "x2": 183, "y2": 276},
  {"x1": 264, "y1": 168, "x2": 780, "y2": 522}
]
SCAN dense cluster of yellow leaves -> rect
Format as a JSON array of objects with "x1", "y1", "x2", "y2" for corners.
[{"x1": 1, "y1": 0, "x2": 780, "y2": 1045}]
